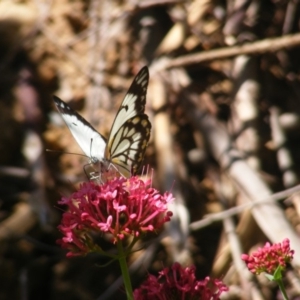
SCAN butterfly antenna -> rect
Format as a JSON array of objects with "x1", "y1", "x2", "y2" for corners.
[
  {"x1": 46, "y1": 149, "x2": 88, "y2": 159},
  {"x1": 169, "y1": 179, "x2": 176, "y2": 193},
  {"x1": 146, "y1": 165, "x2": 151, "y2": 178},
  {"x1": 141, "y1": 164, "x2": 151, "y2": 180},
  {"x1": 150, "y1": 167, "x2": 154, "y2": 187},
  {"x1": 141, "y1": 165, "x2": 145, "y2": 177}
]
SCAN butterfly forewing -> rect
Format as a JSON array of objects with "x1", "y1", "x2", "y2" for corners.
[
  {"x1": 53, "y1": 96, "x2": 107, "y2": 163},
  {"x1": 107, "y1": 114, "x2": 151, "y2": 175},
  {"x1": 108, "y1": 66, "x2": 149, "y2": 141}
]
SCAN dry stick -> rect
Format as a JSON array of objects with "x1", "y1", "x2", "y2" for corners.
[
  {"x1": 23, "y1": 129, "x2": 53, "y2": 226},
  {"x1": 0, "y1": 203, "x2": 36, "y2": 241},
  {"x1": 190, "y1": 183, "x2": 300, "y2": 230},
  {"x1": 270, "y1": 106, "x2": 298, "y2": 187},
  {"x1": 223, "y1": 53, "x2": 262, "y2": 288},
  {"x1": 214, "y1": 177, "x2": 262, "y2": 300},
  {"x1": 138, "y1": 0, "x2": 184, "y2": 7},
  {"x1": 223, "y1": 0, "x2": 252, "y2": 38},
  {"x1": 111, "y1": 0, "x2": 184, "y2": 17},
  {"x1": 227, "y1": 53, "x2": 262, "y2": 270},
  {"x1": 223, "y1": 216, "x2": 264, "y2": 300},
  {"x1": 181, "y1": 92, "x2": 300, "y2": 267},
  {"x1": 86, "y1": 0, "x2": 110, "y2": 124},
  {"x1": 286, "y1": 270, "x2": 300, "y2": 296},
  {"x1": 151, "y1": 75, "x2": 191, "y2": 264},
  {"x1": 269, "y1": 107, "x2": 300, "y2": 290},
  {"x1": 230, "y1": 55, "x2": 261, "y2": 170},
  {"x1": 156, "y1": 33, "x2": 300, "y2": 70},
  {"x1": 283, "y1": 0, "x2": 298, "y2": 35},
  {"x1": 151, "y1": 76, "x2": 178, "y2": 190}
]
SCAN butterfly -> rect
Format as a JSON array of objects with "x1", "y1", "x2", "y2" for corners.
[{"x1": 53, "y1": 66, "x2": 151, "y2": 178}]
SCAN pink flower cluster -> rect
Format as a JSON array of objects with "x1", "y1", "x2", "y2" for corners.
[
  {"x1": 57, "y1": 176, "x2": 174, "y2": 257},
  {"x1": 241, "y1": 238, "x2": 294, "y2": 275},
  {"x1": 134, "y1": 262, "x2": 228, "y2": 300}
]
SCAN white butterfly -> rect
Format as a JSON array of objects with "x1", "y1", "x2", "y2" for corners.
[{"x1": 53, "y1": 66, "x2": 151, "y2": 177}]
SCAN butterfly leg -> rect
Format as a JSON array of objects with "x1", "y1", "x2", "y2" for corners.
[{"x1": 83, "y1": 162, "x2": 103, "y2": 183}]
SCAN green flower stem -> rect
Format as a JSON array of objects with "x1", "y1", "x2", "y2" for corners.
[
  {"x1": 276, "y1": 278, "x2": 289, "y2": 300},
  {"x1": 117, "y1": 240, "x2": 133, "y2": 300}
]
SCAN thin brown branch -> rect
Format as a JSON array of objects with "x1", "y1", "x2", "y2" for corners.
[
  {"x1": 158, "y1": 33, "x2": 300, "y2": 70},
  {"x1": 138, "y1": 0, "x2": 184, "y2": 8},
  {"x1": 190, "y1": 184, "x2": 300, "y2": 230}
]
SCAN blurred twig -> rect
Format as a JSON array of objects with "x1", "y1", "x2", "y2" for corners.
[
  {"x1": 154, "y1": 33, "x2": 300, "y2": 70},
  {"x1": 190, "y1": 184, "x2": 300, "y2": 229}
]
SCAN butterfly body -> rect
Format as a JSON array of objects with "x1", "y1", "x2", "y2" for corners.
[{"x1": 53, "y1": 66, "x2": 151, "y2": 177}]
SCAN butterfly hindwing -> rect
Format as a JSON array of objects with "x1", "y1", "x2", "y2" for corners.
[
  {"x1": 107, "y1": 114, "x2": 151, "y2": 175},
  {"x1": 105, "y1": 66, "x2": 151, "y2": 175},
  {"x1": 53, "y1": 96, "x2": 107, "y2": 163}
]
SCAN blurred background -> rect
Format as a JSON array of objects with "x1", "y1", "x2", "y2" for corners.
[{"x1": 2, "y1": 0, "x2": 300, "y2": 299}]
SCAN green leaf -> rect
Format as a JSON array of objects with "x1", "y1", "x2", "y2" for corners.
[
  {"x1": 265, "y1": 273, "x2": 275, "y2": 281},
  {"x1": 273, "y1": 266, "x2": 283, "y2": 280}
]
